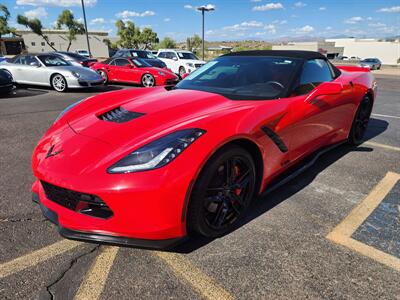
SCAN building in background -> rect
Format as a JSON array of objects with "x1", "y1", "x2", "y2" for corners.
[
  {"x1": 326, "y1": 38, "x2": 400, "y2": 65},
  {"x1": 15, "y1": 29, "x2": 110, "y2": 58},
  {"x1": 0, "y1": 37, "x2": 25, "y2": 55},
  {"x1": 272, "y1": 41, "x2": 344, "y2": 59}
]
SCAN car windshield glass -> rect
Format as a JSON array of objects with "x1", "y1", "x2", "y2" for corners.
[
  {"x1": 60, "y1": 52, "x2": 87, "y2": 60},
  {"x1": 175, "y1": 56, "x2": 302, "y2": 100},
  {"x1": 178, "y1": 52, "x2": 198, "y2": 60},
  {"x1": 38, "y1": 55, "x2": 71, "y2": 66},
  {"x1": 363, "y1": 59, "x2": 375, "y2": 62},
  {"x1": 129, "y1": 50, "x2": 154, "y2": 59},
  {"x1": 131, "y1": 58, "x2": 152, "y2": 67}
]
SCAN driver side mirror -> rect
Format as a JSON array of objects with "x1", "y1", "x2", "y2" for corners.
[
  {"x1": 172, "y1": 57, "x2": 178, "y2": 61},
  {"x1": 30, "y1": 62, "x2": 40, "y2": 67},
  {"x1": 305, "y1": 82, "x2": 343, "y2": 102}
]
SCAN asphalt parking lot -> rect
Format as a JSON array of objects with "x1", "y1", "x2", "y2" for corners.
[{"x1": 0, "y1": 75, "x2": 399, "y2": 299}]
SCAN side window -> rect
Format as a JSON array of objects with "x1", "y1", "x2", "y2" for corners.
[
  {"x1": 167, "y1": 52, "x2": 177, "y2": 60},
  {"x1": 109, "y1": 59, "x2": 116, "y2": 66},
  {"x1": 13, "y1": 56, "x2": 21, "y2": 64},
  {"x1": 158, "y1": 52, "x2": 166, "y2": 58},
  {"x1": 114, "y1": 51, "x2": 122, "y2": 57},
  {"x1": 295, "y1": 59, "x2": 333, "y2": 95},
  {"x1": 114, "y1": 58, "x2": 130, "y2": 66}
]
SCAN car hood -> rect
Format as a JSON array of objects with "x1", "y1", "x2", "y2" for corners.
[
  {"x1": 64, "y1": 87, "x2": 244, "y2": 150},
  {"x1": 142, "y1": 67, "x2": 177, "y2": 78},
  {"x1": 144, "y1": 58, "x2": 166, "y2": 68}
]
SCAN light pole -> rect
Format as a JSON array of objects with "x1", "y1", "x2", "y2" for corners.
[
  {"x1": 196, "y1": 5, "x2": 214, "y2": 61},
  {"x1": 81, "y1": 0, "x2": 91, "y2": 57}
]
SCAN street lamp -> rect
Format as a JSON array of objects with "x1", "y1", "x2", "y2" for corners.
[
  {"x1": 196, "y1": 5, "x2": 215, "y2": 61},
  {"x1": 81, "y1": 0, "x2": 92, "y2": 57}
]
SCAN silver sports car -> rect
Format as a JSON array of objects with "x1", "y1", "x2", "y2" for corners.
[{"x1": 0, "y1": 53, "x2": 103, "y2": 92}]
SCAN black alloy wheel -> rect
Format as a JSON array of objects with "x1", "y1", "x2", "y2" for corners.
[
  {"x1": 348, "y1": 95, "x2": 372, "y2": 145},
  {"x1": 187, "y1": 145, "x2": 256, "y2": 238}
]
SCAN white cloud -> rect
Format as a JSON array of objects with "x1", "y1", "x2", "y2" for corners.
[
  {"x1": 90, "y1": 18, "x2": 105, "y2": 25},
  {"x1": 184, "y1": 4, "x2": 194, "y2": 9},
  {"x1": 223, "y1": 20, "x2": 264, "y2": 31},
  {"x1": 116, "y1": 10, "x2": 155, "y2": 19},
  {"x1": 76, "y1": 17, "x2": 83, "y2": 23},
  {"x1": 140, "y1": 25, "x2": 152, "y2": 29},
  {"x1": 24, "y1": 7, "x2": 48, "y2": 18},
  {"x1": 264, "y1": 24, "x2": 276, "y2": 34},
  {"x1": 325, "y1": 26, "x2": 332, "y2": 30},
  {"x1": 272, "y1": 19, "x2": 287, "y2": 24},
  {"x1": 184, "y1": 3, "x2": 215, "y2": 10},
  {"x1": 319, "y1": 7, "x2": 326, "y2": 11},
  {"x1": 294, "y1": 2, "x2": 306, "y2": 8},
  {"x1": 378, "y1": 6, "x2": 400, "y2": 13},
  {"x1": 368, "y1": 22, "x2": 386, "y2": 27},
  {"x1": 344, "y1": 16, "x2": 363, "y2": 24},
  {"x1": 296, "y1": 25, "x2": 314, "y2": 33},
  {"x1": 16, "y1": 0, "x2": 96, "y2": 7},
  {"x1": 253, "y1": 2, "x2": 284, "y2": 11},
  {"x1": 251, "y1": 0, "x2": 262, "y2": 2},
  {"x1": 164, "y1": 18, "x2": 171, "y2": 22}
]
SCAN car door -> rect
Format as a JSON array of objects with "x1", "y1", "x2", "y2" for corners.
[
  {"x1": 13, "y1": 55, "x2": 47, "y2": 85},
  {"x1": 113, "y1": 58, "x2": 135, "y2": 82},
  {"x1": 286, "y1": 59, "x2": 352, "y2": 162}
]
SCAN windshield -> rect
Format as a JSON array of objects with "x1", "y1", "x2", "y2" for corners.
[
  {"x1": 131, "y1": 58, "x2": 152, "y2": 67},
  {"x1": 129, "y1": 50, "x2": 155, "y2": 59},
  {"x1": 38, "y1": 55, "x2": 71, "y2": 67},
  {"x1": 362, "y1": 59, "x2": 376, "y2": 62},
  {"x1": 175, "y1": 56, "x2": 302, "y2": 100},
  {"x1": 59, "y1": 52, "x2": 88, "y2": 61},
  {"x1": 178, "y1": 52, "x2": 198, "y2": 60}
]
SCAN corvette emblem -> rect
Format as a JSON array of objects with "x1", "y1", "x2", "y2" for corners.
[{"x1": 45, "y1": 145, "x2": 63, "y2": 158}]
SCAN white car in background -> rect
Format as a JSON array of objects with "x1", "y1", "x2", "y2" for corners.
[
  {"x1": 75, "y1": 49, "x2": 90, "y2": 57},
  {"x1": 157, "y1": 49, "x2": 206, "y2": 76}
]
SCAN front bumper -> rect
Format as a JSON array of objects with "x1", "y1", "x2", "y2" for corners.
[
  {"x1": 66, "y1": 77, "x2": 104, "y2": 88},
  {"x1": 34, "y1": 192, "x2": 184, "y2": 249}
]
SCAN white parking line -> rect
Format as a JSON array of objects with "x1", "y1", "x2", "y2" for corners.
[
  {"x1": 74, "y1": 246, "x2": 119, "y2": 300},
  {"x1": 0, "y1": 239, "x2": 81, "y2": 279},
  {"x1": 364, "y1": 141, "x2": 400, "y2": 152},
  {"x1": 371, "y1": 113, "x2": 400, "y2": 120}
]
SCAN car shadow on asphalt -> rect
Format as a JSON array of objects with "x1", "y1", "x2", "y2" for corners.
[
  {"x1": 5, "y1": 84, "x2": 125, "y2": 96},
  {"x1": 172, "y1": 118, "x2": 389, "y2": 253},
  {"x1": 0, "y1": 87, "x2": 48, "y2": 99}
]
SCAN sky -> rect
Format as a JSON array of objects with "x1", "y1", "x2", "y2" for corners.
[{"x1": 3, "y1": 0, "x2": 400, "y2": 41}]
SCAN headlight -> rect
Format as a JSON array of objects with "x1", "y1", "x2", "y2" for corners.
[
  {"x1": 107, "y1": 128, "x2": 206, "y2": 173},
  {"x1": 71, "y1": 71, "x2": 81, "y2": 78},
  {"x1": 186, "y1": 63, "x2": 194, "y2": 67},
  {"x1": 158, "y1": 71, "x2": 165, "y2": 76},
  {"x1": 54, "y1": 99, "x2": 84, "y2": 122}
]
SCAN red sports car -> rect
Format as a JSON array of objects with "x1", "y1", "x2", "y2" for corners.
[
  {"x1": 32, "y1": 51, "x2": 376, "y2": 249},
  {"x1": 90, "y1": 57, "x2": 178, "y2": 87}
]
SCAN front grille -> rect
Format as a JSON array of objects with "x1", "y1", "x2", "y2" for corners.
[
  {"x1": 98, "y1": 107, "x2": 144, "y2": 123},
  {"x1": 41, "y1": 181, "x2": 113, "y2": 218}
]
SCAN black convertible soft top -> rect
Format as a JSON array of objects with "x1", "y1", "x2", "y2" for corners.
[{"x1": 222, "y1": 50, "x2": 326, "y2": 60}]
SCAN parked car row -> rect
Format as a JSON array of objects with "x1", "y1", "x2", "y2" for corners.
[{"x1": 336, "y1": 56, "x2": 382, "y2": 70}]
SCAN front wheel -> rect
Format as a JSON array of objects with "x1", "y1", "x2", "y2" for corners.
[
  {"x1": 51, "y1": 74, "x2": 67, "y2": 92},
  {"x1": 98, "y1": 70, "x2": 108, "y2": 84},
  {"x1": 141, "y1": 74, "x2": 155, "y2": 87},
  {"x1": 348, "y1": 95, "x2": 372, "y2": 145},
  {"x1": 187, "y1": 145, "x2": 256, "y2": 238}
]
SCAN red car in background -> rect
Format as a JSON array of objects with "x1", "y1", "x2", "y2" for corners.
[{"x1": 91, "y1": 57, "x2": 179, "y2": 87}]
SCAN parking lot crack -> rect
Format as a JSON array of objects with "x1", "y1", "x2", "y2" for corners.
[{"x1": 45, "y1": 244, "x2": 100, "y2": 300}]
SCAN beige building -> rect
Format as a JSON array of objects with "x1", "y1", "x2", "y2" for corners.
[
  {"x1": 16, "y1": 29, "x2": 110, "y2": 57},
  {"x1": 273, "y1": 41, "x2": 344, "y2": 59}
]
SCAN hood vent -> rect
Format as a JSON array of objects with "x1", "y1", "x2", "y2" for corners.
[{"x1": 98, "y1": 107, "x2": 144, "y2": 123}]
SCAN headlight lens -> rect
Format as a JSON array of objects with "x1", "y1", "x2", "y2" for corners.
[
  {"x1": 71, "y1": 71, "x2": 81, "y2": 78},
  {"x1": 54, "y1": 99, "x2": 84, "y2": 122},
  {"x1": 158, "y1": 71, "x2": 165, "y2": 76},
  {"x1": 107, "y1": 128, "x2": 206, "y2": 173},
  {"x1": 186, "y1": 63, "x2": 194, "y2": 67}
]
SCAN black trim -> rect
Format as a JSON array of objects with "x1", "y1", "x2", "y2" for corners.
[
  {"x1": 261, "y1": 126, "x2": 288, "y2": 153},
  {"x1": 223, "y1": 50, "x2": 326, "y2": 60},
  {"x1": 33, "y1": 193, "x2": 185, "y2": 250}
]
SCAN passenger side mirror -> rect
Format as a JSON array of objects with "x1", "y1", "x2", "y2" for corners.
[
  {"x1": 172, "y1": 57, "x2": 178, "y2": 61},
  {"x1": 305, "y1": 82, "x2": 343, "y2": 102},
  {"x1": 30, "y1": 62, "x2": 40, "y2": 67}
]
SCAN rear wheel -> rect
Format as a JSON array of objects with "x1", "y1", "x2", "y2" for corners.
[
  {"x1": 187, "y1": 145, "x2": 256, "y2": 238},
  {"x1": 141, "y1": 74, "x2": 155, "y2": 87},
  {"x1": 98, "y1": 70, "x2": 108, "y2": 84},
  {"x1": 348, "y1": 95, "x2": 372, "y2": 145},
  {"x1": 51, "y1": 74, "x2": 67, "y2": 92}
]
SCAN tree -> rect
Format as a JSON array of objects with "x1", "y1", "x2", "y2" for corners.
[
  {"x1": 56, "y1": 10, "x2": 85, "y2": 51},
  {"x1": 157, "y1": 37, "x2": 177, "y2": 49},
  {"x1": 186, "y1": 34, "x2": 202, "y2": 52},
  {"x1": 115, "y1": 20, "x2": 158, "y2": 50},
  {"x1": 17, "y1": 15, "x2": 57, "y2": 50},
  {"x1": 0, "y1": 5, "x2": 16, "y2": 38}
]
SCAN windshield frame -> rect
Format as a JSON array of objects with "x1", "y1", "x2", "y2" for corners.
[{"x1": 175, "y1": 55, "x2": 304, "y2": 100}]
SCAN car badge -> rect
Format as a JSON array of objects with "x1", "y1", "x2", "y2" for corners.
[{"x1": 46, "y1": 145, "x2": 63, "y2": 158}]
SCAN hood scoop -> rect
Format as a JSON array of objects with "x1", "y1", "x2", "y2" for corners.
[{"x1": 98, "y1": 107, "x2": 144, "y2": 123}]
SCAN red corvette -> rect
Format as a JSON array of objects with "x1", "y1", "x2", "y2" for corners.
[
  {"x1": 90, "y1": 57, "x2": 178, "y2": 87},
  {"x1": 32, "y1": 51, "x2": 376, "y2": 249}
]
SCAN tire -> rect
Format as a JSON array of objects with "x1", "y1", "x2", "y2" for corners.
[
  {"x1": 141, "y1": 73, "x2": 155, "y2": 87},
  {"x1": 187, "y1": 145, "x2": 256, "y2": 238},
  {"x1": 51, "y1": 74, "x2": 67, "y2": 92},
  {"x1": 348, "y1": 95, "x2": 372, "y2": 145},
  {"x1": 179, "y1": 66, "x2": 186, "y2": 77},
  {"x1": 98, "y1": 70, "x2": 108, "y2": 84},
  {"x1": 2, "y1": 69, "x2": 13, "y2": 82}
]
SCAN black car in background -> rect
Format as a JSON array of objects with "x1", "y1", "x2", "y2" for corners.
[
  {"x1": 53, "y1": 51, "x2": 98, "y2": 67},
  {"x1": 112, "y1": 49, "x2": 168, "y2": 69},
  {"x1": 0, "y1": 69, "x2": 14, "y2": 95}
]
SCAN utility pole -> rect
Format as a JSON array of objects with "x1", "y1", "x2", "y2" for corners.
[
  {"x1": 196, "y1": 5, "x2": 214, "y2": 61},
  {"x1": 81, "y1": 0, "x2": 91, "y2": 57}
]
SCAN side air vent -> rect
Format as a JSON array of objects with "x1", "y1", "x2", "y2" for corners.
[{"x1": 98, "y1": 107, "x2": 144, "y2": 123}]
